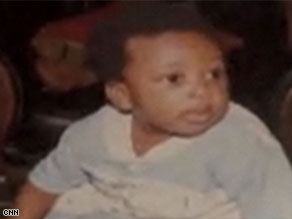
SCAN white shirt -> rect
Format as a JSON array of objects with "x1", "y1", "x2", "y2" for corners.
[{"x1": 30, "y1": 102, "x2": 292, "y2": 219}]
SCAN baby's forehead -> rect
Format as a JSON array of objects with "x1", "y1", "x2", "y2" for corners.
[
  {"x1": 127, "y1": 30, "x2": 219, "y2": 46},
  {"x1": 122, "y1": 31, "x2": 224, "y2": 80},
  {"x1": 124, "y1": 31, "x2": 223, "y2": 65}
]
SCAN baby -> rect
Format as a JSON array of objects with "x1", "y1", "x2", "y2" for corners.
[{"x1": 8, "y1": 2, "x2": 292, "y2": 219}]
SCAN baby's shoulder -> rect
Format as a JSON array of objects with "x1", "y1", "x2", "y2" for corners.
[
  {"x1": 65, "y1": 105, "x2": 119, "y2": 138},
  {"x1": 212, "y1": 102, "x2": 280, "y2": 152},
  {"x1": 58, "y1": 105, "x2": 122, "y2": 156},
  {"x1": 222, "y1": 103, "x2": 273, "y2": 139}
]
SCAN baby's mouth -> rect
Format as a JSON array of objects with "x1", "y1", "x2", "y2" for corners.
[{"x1": 181, "y1": 107, "x2": 213, "y2": 124}]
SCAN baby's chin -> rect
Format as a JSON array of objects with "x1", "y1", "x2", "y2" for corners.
[
  {"x1": 172, "y1": 112, "x2": 227, "y2": 138},
  {"x1": 173, "y1": 125, "x2": 214, "y2": 138}
]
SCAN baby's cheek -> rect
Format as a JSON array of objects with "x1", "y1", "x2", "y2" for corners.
[
  {"x1": 149, "y1": 90, "x2": 177, "y2": 107},
  {"x1": 213, "y1": 95, "x2": 229, "y2": 118},
  {"x1": 213, "y1": 85, "x2": 228, "y2": 101},
  {"x1": 149, "y1": 97, "x2": 179, "y2": 119}
]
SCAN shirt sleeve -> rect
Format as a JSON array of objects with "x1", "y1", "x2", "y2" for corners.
[
  {"x1": 212, "y1": 130, "x2": 292, "y2": 219},
  {"x1": 28, "y1": 125, "x2": 88, "y2": 194}
]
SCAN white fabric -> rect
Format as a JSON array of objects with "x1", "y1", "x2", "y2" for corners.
[{"x1": 30, "y1": 102, "x2": 292, "y2": 219}]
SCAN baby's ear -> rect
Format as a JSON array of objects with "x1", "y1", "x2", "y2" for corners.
[{"x1": 105, "y1": 81, "x2": 133, "y2": 112}]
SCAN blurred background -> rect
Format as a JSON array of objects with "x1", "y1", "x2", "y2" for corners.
[{"x1": 1, "y1": 0, "x2": 292, "y2": 211}]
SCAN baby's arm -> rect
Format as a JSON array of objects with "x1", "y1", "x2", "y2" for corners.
[
  {"x1": 195, "y1": 200, "x2": 241, "y2": 219},
  {"x1": 146, "y1": 200, "x2": 241, "y2": 219},
  {"x1": 189, "y1": 189, "x2": 241, "y2": 219},
  {"x1": 6, "y1": 181, "x2": 59, "y2": 219},
  {"x1": 213, "y1": 133, "x2": 292, "y2": 218},
  {"x1": 8, "y1": 124, "x2": 88, "y2": 219}
]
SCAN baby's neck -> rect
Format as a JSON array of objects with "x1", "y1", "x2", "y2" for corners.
[{"x1": 131, "y1": 119, "x2": 170, "y2": 157}]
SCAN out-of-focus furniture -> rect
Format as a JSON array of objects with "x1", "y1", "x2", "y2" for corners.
[
  {"x1": 0, "y1": 54, "x2": 21, "y2": 156},
  {"x1": 5, "y1": 7, "x2": 111, "y2": 163},
  {"x1": 0, "y1": 53, "x2": 22, "y2": 208},
  {"x1": 30, "y1": 7, "x2": 114, "y2": 92}
]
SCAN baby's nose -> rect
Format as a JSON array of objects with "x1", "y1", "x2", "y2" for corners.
[{"x1": 187, "y1": 83, "x2": 208, "y2": 100}]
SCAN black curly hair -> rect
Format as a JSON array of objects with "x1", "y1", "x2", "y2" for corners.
[{"x1": 86, "y1": 1, "x2": 219, "y2": 83}]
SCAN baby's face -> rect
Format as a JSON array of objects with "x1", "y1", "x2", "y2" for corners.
[{"x1": 122, "y1": 31, "x2": 229, "y2": 137}]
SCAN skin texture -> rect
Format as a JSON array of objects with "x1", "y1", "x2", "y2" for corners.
[
  {"x1": 106, "y1": 31, "x2": 229, "y2": 156},
  {"x1": 5, "y1": 181, "x2": 58, "y2": 219}
]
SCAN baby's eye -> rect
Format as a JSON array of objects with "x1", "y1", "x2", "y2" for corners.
[
  {"x1": 205, "y1": 68, "x2": 224, "y2": 81},
  {"x1": 166, "y1": 72, "x2": 184, "y2": 85}
]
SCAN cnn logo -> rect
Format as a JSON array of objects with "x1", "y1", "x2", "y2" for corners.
[{"x1": 2, "y1": 209, "x2": 19, "y2": 216}]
